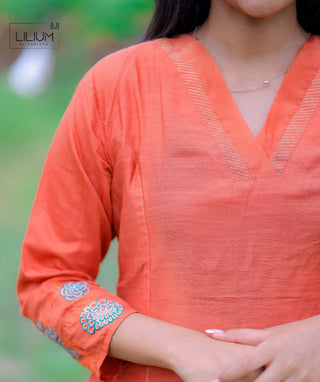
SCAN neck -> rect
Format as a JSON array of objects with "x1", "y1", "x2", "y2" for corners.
[{"x1": 198, "y1": 1, "x2": 309, "y2": 78}]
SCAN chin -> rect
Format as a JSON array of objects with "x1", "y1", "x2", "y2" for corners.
[{"x1": 233, "y1": 0, "x2": 294, "y2": 18}]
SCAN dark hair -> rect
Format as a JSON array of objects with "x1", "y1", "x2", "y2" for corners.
[
  {"x1": 297, "y1": 0, "x2": 320, "y2": 34},
  {"x1": 144, "y1": 0, "x2": 211, "y2": 40},
  {"x1": 144, "y1": 0, "x2": 320, "y2": 41}
]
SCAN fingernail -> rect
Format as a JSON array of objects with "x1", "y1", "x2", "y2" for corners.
[
  {"x1": 210, "y1": 379, "x2": 221, "y2": 382},
  {"x1": 205, "y1": 329, "x2": 224, "y2": 335}
]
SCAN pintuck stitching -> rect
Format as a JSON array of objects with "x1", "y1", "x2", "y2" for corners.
[
  {"x1": 157, "y1": 38, "x2": 252, "y2": 181},
  {"x1": 271, "y1": 68, "x2": 320, "y2": 174}
]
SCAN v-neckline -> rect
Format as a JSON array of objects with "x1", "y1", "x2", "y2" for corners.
[{"x1": 167, "y1": 34, "x2": 320, "y2": 178}]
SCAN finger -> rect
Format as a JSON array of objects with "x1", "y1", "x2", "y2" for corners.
[
  {"x1": 206, "y1": 328, "x2": 268, "y2": 346},
  {"x1": 218, "y1": 347, "x2": 272, "y2": 381},
  {"x1": 212, "y1": 367, "x2": 265, "y2": 382},
  {"x1": 249, "y1": 359, "x2": 290, "y2": 382}
]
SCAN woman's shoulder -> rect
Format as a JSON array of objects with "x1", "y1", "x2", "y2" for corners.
[
  {"x1": 90, "y1": 38, "x2": 168, "y2": 86},
  {"x1": 72, "y1": 38, "x2": 175, "y2": 125}
]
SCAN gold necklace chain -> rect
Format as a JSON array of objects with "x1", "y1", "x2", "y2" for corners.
[{"x1": 193, "y1": 26, "x2": 289, "y2": 93}]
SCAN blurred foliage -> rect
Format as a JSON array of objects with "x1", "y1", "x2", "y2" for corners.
[
  {"x1": 0, "y1": 0, "x2": 153, "y2": 39},
  {"x1": 0, "y1": 0, "x2": 78, "y2": 19}
]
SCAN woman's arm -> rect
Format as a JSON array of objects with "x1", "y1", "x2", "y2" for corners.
[
  {"x1": 16, "y1": 61, "x2": 140, "y2": 380},
  {"x1": 109, "y1": 313, "x2": 260, "y2": 382}
]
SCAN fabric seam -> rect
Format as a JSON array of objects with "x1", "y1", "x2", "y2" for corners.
[{"x1": 103, "y1": 122, "x2": 151, "y2": 318}]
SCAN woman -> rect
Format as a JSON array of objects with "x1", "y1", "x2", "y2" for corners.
[{"x1": 17, "y1": 1, "x2": 320, "y2": 381}]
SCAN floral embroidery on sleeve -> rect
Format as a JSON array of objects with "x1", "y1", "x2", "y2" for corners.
[
  {"x1": 80, "y1": 299, "x2": 124, "y2": 334},
  {"x1": 60, "y1": 281, "x2": 90, "y2": 302},
  {"x1": 36, "y1": 321, "x2": 81, "y2": 359},
  {"x1": 36, "y1": 320, "x2": 45, "y2": 332}
]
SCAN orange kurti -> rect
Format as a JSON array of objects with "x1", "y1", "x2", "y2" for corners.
[{"x1": 17, "y1": 34, "x2": 320, "y2": 382}]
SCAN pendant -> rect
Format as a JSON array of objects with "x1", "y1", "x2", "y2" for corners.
[{"x1": 263, "y1": 80, "x2": 270, "y2": 87}]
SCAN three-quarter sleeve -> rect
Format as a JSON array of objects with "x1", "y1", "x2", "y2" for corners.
[{"x1": 17, "y1": 53, "x2": 138, "y2": 381}]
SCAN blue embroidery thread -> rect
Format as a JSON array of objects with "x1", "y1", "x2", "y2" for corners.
[
  {"x1": 36, "y1": 320, "x2": 81, "y2": 359},
  {"x1": 36, "y1": 320, "x2": 45, "y2": 332},
  {"x1": 60, "y1": 281, "x2": 90, "y2": 302},
  {"x1": 80, "y1": 299, "x2": 124, "y2": 334}
]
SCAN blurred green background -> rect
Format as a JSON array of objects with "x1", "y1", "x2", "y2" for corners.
[{"x1": 0, "y1": 1, "x2": 153, "y2": 381}]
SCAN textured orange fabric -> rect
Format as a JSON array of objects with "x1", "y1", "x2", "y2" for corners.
[{"x1": 17, "y1": 34, "x2": 320, "y2": 382}]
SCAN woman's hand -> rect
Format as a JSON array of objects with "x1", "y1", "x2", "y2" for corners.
[
  {"x1": 171, "y1": 332, "x2": 261, "y2": 382},
  {"x1": 206, "y1": 315, "x2": 320, "y2": 382}
]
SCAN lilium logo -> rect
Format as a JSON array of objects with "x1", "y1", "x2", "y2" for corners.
[{"x1": 9, "y1": 22, "x2": 60, "y2": 49}]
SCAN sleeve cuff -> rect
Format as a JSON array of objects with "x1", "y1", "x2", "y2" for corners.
[{"x1": 58, "y1": 283, "x2": 138, "y2": 380}]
